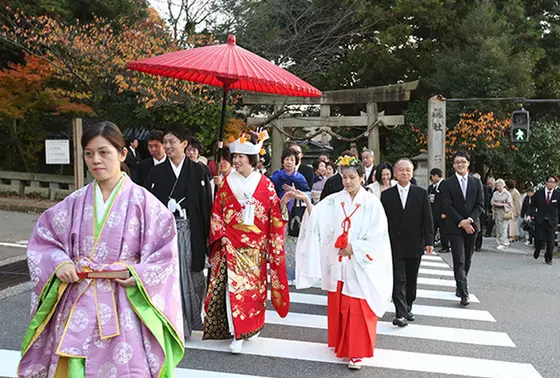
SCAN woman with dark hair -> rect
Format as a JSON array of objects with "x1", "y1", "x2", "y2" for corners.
[
  {"x1": 203, "y1": 131, "x2": 290, "y2": 354},
  {"x1": 269, "y1": 148, "x2": 311, "y2": 283},
  {"x1": 19, "y1": 121, "x2": 184, "y2": 377},
  {"x1": 292, "y1": 155, "x2": 392, "y2": 370},
  {"x1": 367, "y1": 162, "x2": 397, "y2": 198},
  {"x1": 311, "y1": 159, "x2": 327, "y2": 203},
  {"x1": 211, "y1": 147, "x2": 233, "y2": 196}
]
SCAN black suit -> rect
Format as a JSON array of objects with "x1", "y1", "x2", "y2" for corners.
[
  {"x1": 320, "y1": 173, "x2": 344, "y2": 201},
  {"x1": 381, "y1": 184, "x2": 434, "y2": 319},
  {"x1": 298, "y1": 164, "x2": 315, "y2": 189},
  {"x1": 365, "y1": 165, "x2": 376, "y2": 185},
  {"x1": 532, "y1": 188, "x2": 560, "y2": 263},
  {"x1": 125, "y1": 147, "x2": 142, "y2": 177},
  {"x1": 145, "y1": 158, "x2": 212, "y2": 272},
  {"x1": 428, "y1": 182, "x2": 449, "y2": 250},
  {"x1": 134, "y1": 157, "x2": 156, "y2": 186},
  {"x1": 440, "y1": 174, "x2": 484, "y2": 298}
]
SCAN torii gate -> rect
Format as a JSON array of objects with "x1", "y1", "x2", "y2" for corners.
[{"x1": 244, "y1": 81, "x2": 418, "y2": 170}]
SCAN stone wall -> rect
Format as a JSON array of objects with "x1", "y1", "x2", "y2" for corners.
[{"x1": 0, "y1": 171, "x2": 74, "y2": 200}]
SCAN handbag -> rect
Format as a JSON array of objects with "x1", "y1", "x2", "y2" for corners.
[
  {"x1": 288, "y1": 199, "x2": 306, "y2": 237},
  {"x1": 503, "y1": 210, "x2": 514, "y2": 220}
]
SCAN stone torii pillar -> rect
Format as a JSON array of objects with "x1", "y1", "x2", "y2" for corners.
[{"x1": 427, "y1": 95, "x2": 446, "y2": 177}]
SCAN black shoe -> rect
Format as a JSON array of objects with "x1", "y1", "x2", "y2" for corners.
[
  {"x1": 460, "y1": 297, "x2": 470, "y2": 307},
  {"x1": 474, "y1": 248, "x2": 481, "y2": 252},
  {"x1": 406, "y1": 313, "x2": 415, "y2": 322},
  {"x1": 392, "y1": 317, "x2": 408, "y2": 327},
  {"x1": 546, "y1": 260, "x2": 553, "y2": 265},
  {"x1": 534, "y1": 250, "x2": 540, "y2": 259},
  {"x1": 439, "y1": 248, "x2": 450, "y2": 253},
  {"x1": 455, "y1": 289, "x2": 460, "y2": 298}
]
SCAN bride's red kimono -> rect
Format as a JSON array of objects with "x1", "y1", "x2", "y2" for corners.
[{"x1": 203, "y1": 173, "x2": 290, "y2": 340}]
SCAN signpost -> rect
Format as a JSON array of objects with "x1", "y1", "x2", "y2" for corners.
[{"x1": 45, "y1": 140, "x2": 70, "y2": 165}]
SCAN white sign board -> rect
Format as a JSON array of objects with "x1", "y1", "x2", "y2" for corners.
[{"x1": 45, "y1": 140, "x2": 70, "y2": 164}]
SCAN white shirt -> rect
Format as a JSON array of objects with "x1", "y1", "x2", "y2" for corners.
[
  {"x1": 364, "y1": 165, "x2": 374, "y2": 181},
  {"x1": 129, "y1": 146, "x2": 137, "y2": 158},
  {"x1": 397, "y1": 183, "x2": 411, "y2": 209},
  {"x1": 546, "y1": 189, "x2": 554, "y2": 201},
  {"x1": 170, "y1": 156, "x2": 185, "y2": 179},
  {"x1": 456, "y1": 172, "x2": 468, "y2": 197},
  {"x1": 153, "y1": 155, "x2": 166, "y2": 166}
]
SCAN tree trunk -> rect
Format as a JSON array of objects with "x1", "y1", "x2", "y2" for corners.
[{"x1": 8, "y1": 119, "x2": 31, "y2": 172}]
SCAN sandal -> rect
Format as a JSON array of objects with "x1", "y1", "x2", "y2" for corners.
[{"x1": 348, "y1": 358, "x2": 363, "y2": 370}]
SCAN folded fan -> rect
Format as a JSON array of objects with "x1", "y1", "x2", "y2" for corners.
[{"x1": 77, "y1": 270, "x2": 130, "y2": 279}]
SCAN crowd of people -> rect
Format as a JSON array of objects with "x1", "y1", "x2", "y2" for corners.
[{"x1": 19, "y1": 122, "x2": 560, "y2": 376}]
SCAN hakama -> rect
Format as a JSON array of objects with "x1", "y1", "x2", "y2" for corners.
[{"x1": 296, "y1": 187, "x2": 392, "y2": 359}]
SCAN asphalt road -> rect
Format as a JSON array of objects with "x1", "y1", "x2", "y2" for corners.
[{"x1": 0, "y1": 210, "x2": 558, "y2": 377}]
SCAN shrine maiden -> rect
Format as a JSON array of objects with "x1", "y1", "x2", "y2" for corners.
[
  {"x1": 295, "y1": 156, "x2": 392, "y2": 370},
  {"x1": 19, "y1": 121, "x2": 184, "y2": 378},
  {"x1": 203, "y1": 131, "x2": 290, "y2": 354}
]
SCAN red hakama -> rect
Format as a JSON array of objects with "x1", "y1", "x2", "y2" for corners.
[{"x1": 328, "y1": 281, "x2": 378, "y2": 358}]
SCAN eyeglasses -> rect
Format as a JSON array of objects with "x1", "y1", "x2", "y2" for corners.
[{"x1": 453, "y1": 160, "x2": 468, "y2": 165}]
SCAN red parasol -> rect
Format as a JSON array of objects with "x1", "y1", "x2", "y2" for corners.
[{"x1": 127, "y1": 35, "x2": 321, "y2": 153}]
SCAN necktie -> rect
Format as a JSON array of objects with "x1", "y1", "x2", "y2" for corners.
[
  {"x1": 461, "y1": 176, "x2": 467, "y2": 199},
  {"x1": 546, "y1": 191, "x2": 551, "y2": 204},
  {"x1": 400, "y1": 188, "x2": 406, "y2": 208}
]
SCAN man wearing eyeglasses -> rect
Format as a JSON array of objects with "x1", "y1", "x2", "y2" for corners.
[
  {"x1": 440, "y1": 151, "x2": 484, "y2": 307},
  {"x1": 532, "y1": 175, "x2": 560, "y2": 265}
]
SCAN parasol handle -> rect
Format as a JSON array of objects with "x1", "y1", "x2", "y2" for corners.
[{"x1": 216, "y1": 83, "x2": 230, "y2": 162}]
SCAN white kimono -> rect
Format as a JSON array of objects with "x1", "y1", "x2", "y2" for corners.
[{"x1": 295, "y1": 187, "x2": 393, "y2": 317}]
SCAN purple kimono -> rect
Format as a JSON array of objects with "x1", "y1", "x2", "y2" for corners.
[{"x1": 19, "y1": 175, "x2": 184, "y2": 378}]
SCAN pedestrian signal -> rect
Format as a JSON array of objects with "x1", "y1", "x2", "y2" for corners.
[{"x1": 511, "y1": 110, "x2": 530, "y2": 143}]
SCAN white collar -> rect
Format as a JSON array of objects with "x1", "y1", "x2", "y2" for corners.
[
  {"x1": 397, "y1": 183, "x2": 411, "y2": 192},
  {"x1": 170, "y1": 156, "x2": 186, "y2": 178},
  {"x1": 456, "y1": 172, "x2": 468, "y2": 181},
  {"x1": 228, "y1": 170, "x2": 262, "y2": 203},
  {"x1": 153, "y1": 155, "x2": 166, "y2": 166}
]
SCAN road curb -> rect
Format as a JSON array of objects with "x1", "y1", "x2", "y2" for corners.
[{"x1": 0, "y1": 201, "x2": 52, "y2": 214}]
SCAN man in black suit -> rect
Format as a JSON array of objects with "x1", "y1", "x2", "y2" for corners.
[
  {"x1": 124, "y1": 137, "x2": 142, "y2": 178},
  {"x1": 381, "y1": 158, "x2": 434, "y2": 327},
  {"x1": 532, "y1": 175, "x2": 560, "y2": 265},
  {"x1": 290, "y1": 144, "x2": 315, "y2": 189},
  {"x1": 440, "y1": 151, "x2": 484, "y2": 307},
  {"x1": 319, "y1": 150, "x2": 354, "y2": 200},
  {"x1": 361, "y1": 149, "x2": 376, "y2": 185},
  {"x1": 428, "y1": 168, "x2": 449, "y2": 253},
  {"x1": 135, "y1": 130, "x2": 166, "y2": 186}
]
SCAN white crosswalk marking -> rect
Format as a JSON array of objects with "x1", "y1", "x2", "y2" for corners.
[
  {"x1": 421, "y1": 261, "x2": 450, "y2": 268},
  {"x1": 0, "y1": 251, "x2": 541, "y2": 378},
  {"x1": 418, "y1": 268, "x2": 455, "y2": 277},
  {"x1": 185, "y1": 332, "x2": 540, "y2": 378}
]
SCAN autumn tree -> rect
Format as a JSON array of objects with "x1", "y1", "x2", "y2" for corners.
[
  {"x1": 0, "y1": 55, "x2": 93, "y2": 171},
  {"x1": 0, "y1": 8, "x2": 223, "y2": 131}
]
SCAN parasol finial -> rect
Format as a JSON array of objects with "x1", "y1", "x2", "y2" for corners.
[{"x1": 227, "y1": 35, "x2": 236, "y2": 46}]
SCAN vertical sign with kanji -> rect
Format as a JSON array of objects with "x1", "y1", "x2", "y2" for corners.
[{"x1": 428, "y1": 95, "x2": 446, "y2": 176}]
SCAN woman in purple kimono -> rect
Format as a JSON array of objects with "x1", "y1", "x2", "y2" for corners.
[{"x1": 18, "y1": 121, "x2": 184, "y2": 378}]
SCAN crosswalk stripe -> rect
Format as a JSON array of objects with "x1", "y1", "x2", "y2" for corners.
[
  {"x1": 416, "y1": 289, "x2": 480, "y2": 303},
  {"x1": 0, "y1": 242, "x2": 26, "y2": 249},
  {"x1": 264, "y1": 311, "x2": 513, "y2": 346},
  {"x1": 0, "y1": 349, "x2": 270, "y2": 378},
  {"x1": 422, "y1": 255, "x2": 444, "y2": 261},
  {"x1": 421, "y1": 261, "x2": 450, "y2": 268},
  {"x1": 386, "y1": 304, "x2": 495, "y2": 322},
  {"x1": 185, "y1": 332, "x2": 541, "y2": 378},
  {"x1": 275, "y1": 290, "x2": 480, "y2": 306},
  {"x1": 269, "y1": 291, "x2": 492, "y2": 321},
  {"x1": 419, "y1": 268, "x2": 455, "y2": 277},
  {"x1": 418, "y1": 277, "x2": 456, "y2": 287}
]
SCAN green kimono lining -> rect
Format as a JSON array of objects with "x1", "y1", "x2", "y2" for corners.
[{"x1": 21, "y1": 270, "x2": 184, "y2": 378}]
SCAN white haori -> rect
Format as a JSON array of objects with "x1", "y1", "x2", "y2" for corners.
[{"x1": 295, "y1": 187, "x2": 393, "y2": 317}]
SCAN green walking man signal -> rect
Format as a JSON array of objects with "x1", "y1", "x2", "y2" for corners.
[{"x1": 511, "y1": 110, "x2": 530, "y2": 143}]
